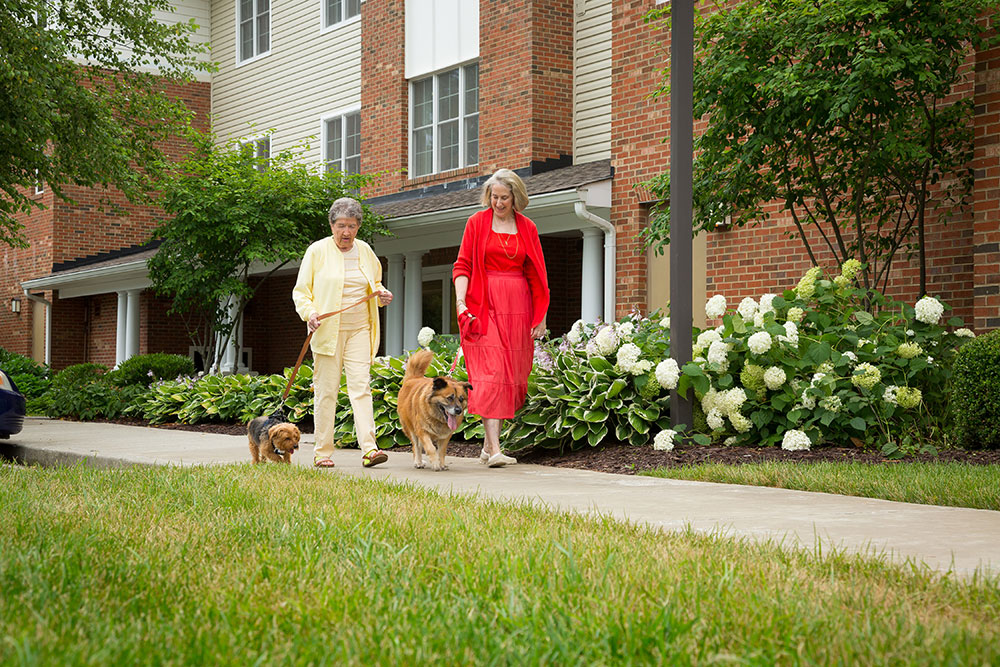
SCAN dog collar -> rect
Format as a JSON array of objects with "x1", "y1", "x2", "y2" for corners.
[{"x1": 273, "y1": 446, "x2": 290, "y2": 456}]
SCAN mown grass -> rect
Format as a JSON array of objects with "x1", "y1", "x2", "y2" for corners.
[
  {"x1": 1, "y1": 464, "x2": 998, "y2": 665},
  {"x1": 642, "y1": 461, "x2": 1000, "y2": 511}
]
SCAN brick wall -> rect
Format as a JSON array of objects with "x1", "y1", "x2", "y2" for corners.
[
  {"x1": 244, "y1": 274, "x2": 308, "y2": 375},
  {"x1": 974, "y1": 20, "x2": 1000, "y2": 331}
]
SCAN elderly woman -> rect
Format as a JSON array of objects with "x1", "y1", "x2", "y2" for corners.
[
  {"x1": 453, "y1": 169, "x2": 549, "y2": 468},
  {"x1": 293, "y1": 197, "x2": 393, "y2": 468}
]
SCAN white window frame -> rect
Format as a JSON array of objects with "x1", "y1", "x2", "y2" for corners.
[
  {"x1": 34, "y1": 170, "x2": 44, "y2": 195},
  {"x1": 320, "y1": 108, "x2": 362, "y2": 175},
  {"x1": 320, "y1": 0, "x2": 361, "y2": 33},
  {"x1": 421, "y1": 265, "x2": 455, "y2": 334},
  {"x1": 238, "y1": 132, "x2": 272, "y2": 173},
  {"x1": 236, "y1": 0, "x2": 272, "y2": 66},
  {"x1": 409, "y1": 61, "x2": 479, "y2": 178}
]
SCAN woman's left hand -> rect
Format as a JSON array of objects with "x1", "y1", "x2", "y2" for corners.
[
  {"x1": 378, "y1": 290, "x2": 393, "y2": 306},
  {"x1": 531, "y1": 321, "x2": 547, "y2": 340}
]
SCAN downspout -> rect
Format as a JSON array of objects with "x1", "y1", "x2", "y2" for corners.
[
  {"x1": 574, "y1": 201, "x2": 616, "y2": 323},
  {"x1": 22, "y1": 289, "x2": 52, "y2": 366}
]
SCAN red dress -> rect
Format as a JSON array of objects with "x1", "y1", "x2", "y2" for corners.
[{"x1": 454, "y1": 211, "x2": 549, "y2": 419}]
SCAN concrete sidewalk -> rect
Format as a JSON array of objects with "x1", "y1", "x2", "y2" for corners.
[{"x1": 3, "y1": 416, "x2": 998, "y2": 580}]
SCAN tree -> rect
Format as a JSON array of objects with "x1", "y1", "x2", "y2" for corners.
[
  {"x1": 644, "y1": 0, "x2": 1000, "y2": 297},
  {"x1": 147, "y1": 131, "x2": 387, "y2": 373},
  {"x1": 0, "y1": 0, "x2": 211, "y2": 247}
]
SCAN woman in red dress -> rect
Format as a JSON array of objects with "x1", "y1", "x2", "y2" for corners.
[{"x1": 453, "y1": 169, "x2": 549, "y2": 468}]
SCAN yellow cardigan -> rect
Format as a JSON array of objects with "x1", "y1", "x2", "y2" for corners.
[{"x1": 292, "y1": 237, "x2": 385, "y2": 359}]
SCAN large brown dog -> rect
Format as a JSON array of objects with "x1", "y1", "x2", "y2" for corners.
[
  {"x1": 248, "y1": 414, "x2": 301, "y2": 464},
  {"x1": 397, "y1": 349, "x2": 471, "y2": 471}
]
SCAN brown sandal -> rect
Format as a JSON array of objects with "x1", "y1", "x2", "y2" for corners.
[
  {"x1": 362, "y1": 449, "x2": 388, "y2": 468},
  {"x1": 313, "y1": 457, "x2": 335, "y2": 468}
]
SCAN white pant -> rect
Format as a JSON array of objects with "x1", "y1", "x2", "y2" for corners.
[{"x1": 313, "y1": 325, "x2": 377, "y2": 458}]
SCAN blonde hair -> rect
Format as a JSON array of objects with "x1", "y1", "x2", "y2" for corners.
[{"x1": 480, "y1": 169, "x2": 529, "y2": 212}]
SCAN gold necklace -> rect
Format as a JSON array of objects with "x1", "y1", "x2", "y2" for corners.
[{"x1": 495, "y1": 229, "x2": 519, "y2": 260}]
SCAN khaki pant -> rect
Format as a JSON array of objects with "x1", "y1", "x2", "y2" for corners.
[{"x1": 313, "y1": 325, "x2": 377, "y2": 459}]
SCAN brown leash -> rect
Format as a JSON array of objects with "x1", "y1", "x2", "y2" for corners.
[{"x1": 280, "y1": 292, "x2": 380, "y2": 402}]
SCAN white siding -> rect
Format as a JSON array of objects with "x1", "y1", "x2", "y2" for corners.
[
  {"x1": 210, "y1": 0, "x2": 362, "y2": 167},
  {"x1": 165, "y1": 0, "x2": 212, "y2": 80},
  {"x1": 573, "y1": 0, "x2": 612, "y2": 163},
  {"x1": 405, "y1": 0, "x2": 479, "y2": 79}
]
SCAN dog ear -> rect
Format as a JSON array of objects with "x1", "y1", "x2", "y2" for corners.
[
  {"x1": 463, "y1": 382, "x2": 473, "y2": 392},
  {"x1": 432, "y1": 377, "x2": 448, "y2": 391}
]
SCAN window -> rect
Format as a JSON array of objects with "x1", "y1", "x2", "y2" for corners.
[
  {"x1": 238, "y1": 0, "x2": 270, "y2": 63},
  {"x1": 239, "y1": 135, "x2": 271, "y2": 172},
  {"x1": 324, "y1": 0, "x2": 360, "y2": 29},
  {"x1": 34, "y1": 170, "x2": 44, "y2": 195},
  {"x1": 324, "y1": 111, "x2": 361, "y2": 174},
  {"x1": 410, "y1": 62, "x2": 479, "y2": 178}
]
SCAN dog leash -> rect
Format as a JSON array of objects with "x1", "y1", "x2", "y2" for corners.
[{"x1": 280, "y1": 292, "x2": 381, "y2": 402}]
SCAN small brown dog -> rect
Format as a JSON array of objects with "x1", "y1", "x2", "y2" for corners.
[
  {"x1": 397, "y1": 349, "x2": 471, "y2": 471},
  {"x1": 248, "y1": 414, "x2": 301, "y2": 464}
]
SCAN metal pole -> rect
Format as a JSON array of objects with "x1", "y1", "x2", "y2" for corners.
[{"x1": 669, "y1": 0, "x2": 694, "y2": 430}]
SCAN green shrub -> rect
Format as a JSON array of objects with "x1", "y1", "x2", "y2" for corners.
[
  {"x1": 42, "y1": 363, "x2": 140, "y2": 420},
  {"x1": 0, "y1": 348, "x2": 49, "y2": 378},
  {"x1": 951, "y1": 329, "x2": 1000, "y2": 449},
  {"x1": 110, "y1": 353, "x2": 195, "y2": 387}
]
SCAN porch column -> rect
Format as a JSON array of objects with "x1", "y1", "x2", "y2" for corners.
[
  {"x1": 581, "y1": 227, "x2": 604, "y2": 323},
  {"x1": 125, "y1": 289, "x2": 141, "y2": 360},
  {"x1": 217, "y1": 296, "x2": 241, "y2": 375},
  {"x1": 116, "y1": 290, "x2": 128, "y2": 366},
  {"x1": 403, "y1": 250, "x2": 423, "y2": 351},
  {"x1": 386, "y1": 254, "x2": 405, "y2": 357}
]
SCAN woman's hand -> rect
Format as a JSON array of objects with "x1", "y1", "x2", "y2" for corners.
[
  {"x1": 378, "y1": 290, "x2": 393, "y2": 306},
  {"x1": 530, "y1": 320, "x2": 547, "y2": 340},
  {"x1": 307, "y1": 312, "x2": 321, "y2": 333}
]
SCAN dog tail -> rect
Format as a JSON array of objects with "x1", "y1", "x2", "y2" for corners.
[{"x1": 404, "y1": 348, "x2": 434, "y2": 381}]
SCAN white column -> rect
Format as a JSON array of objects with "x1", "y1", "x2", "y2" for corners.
[
  {"x1": 581, "y1": 227, "x2": 604, "y2": 323},
  {"x1": 115, "y1": 291, "x2": 128, "y2": 366},
  {"x1": 386, "y1": 254, "x2": 405, "y2": 357},
  {"x1": 125, "y1": 289, "x2": 140, "y2": 360},
  {"x1": 403, "y1": 250, "x2": 424, "y2": 351}
]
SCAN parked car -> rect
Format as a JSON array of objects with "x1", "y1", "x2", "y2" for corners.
[{"x1": 0, "y1": 369, "x2": 26, "y2": 438}]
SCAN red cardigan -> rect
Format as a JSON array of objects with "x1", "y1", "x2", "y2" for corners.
[{"x1": 453, "y1": 209, "x2": 550, "y2": 334}]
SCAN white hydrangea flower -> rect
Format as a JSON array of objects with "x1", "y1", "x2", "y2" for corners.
[
  {"x1": 632, "y1": 359, "x2": 653, "y2": 375},
  {"x1": 926, "y1": 356, "x2": 933, "y2": 365},
  {"x1": 833, "y1": 275, "x2": 849, "y2": 289},
  {"x1": 857, "y1": 338, "x2": 872, "y2": 349},
  {"x1": 799, "y1": 389, "x2": 817, "y2": 410},
  {"x1": 616, "y1": 321, "x2": 635, "y2": 340},
  {"x1": 616, "y1": 342, "x2": 641, "y2": 371},
  {"x1": 759, "y1": 293, "x2": 777, "y2": 314},
  {"x1": 896, "y1": 342, "x2": 923, "y2": 359},
  {"x1": 747, "y1": 331, "x2": 772, "y2": 355},
  {"x1": 706, "y1": 408, "x2": 725, "y2": 431},
  {"x1": 816, "y1": 361, "x2": 834, "y2": 375},
  {"x1": 705, "y1": 294, "x2": 727, "y2": 319},
  {"x1": 693, "y1": 329, "x2": 722, "y2": 355},
  {"x1": 729, "y1": 412, "x2": 752, "y2": 433},
  {"x1": 753, "y1": 312, "x2": 766, "y2": 328},
  {"x1": 914, "y1": 296, "x2": 944, "y2": 325},
  {"x1": 883, "y1": 385, "x2": 899, "y2": 405},
  {"x1": 819, "y1": 395, "x2": 842, "y2": 413},
  {"x1": 786, "y1": 307, "x2": 805, "y2": 323},
  {"x1": 723, "y1": 436, "x2": 739, "y2": 446},
  {"x1": 843, "y1": 351, "x2": 858, "y2": 365},
  {"x1": 954, "y1": 328, "x2": 975, "y2": 338},
  {"x1": 841, "y1": 259, "x2": 862, "y2": 281},
  {"x1": 593, "y1": 326, "x2": 619, "y2": 356},
  {"x1": 852, "y1": 363, "x2": 881, "y2": 390},
  {"x1": 655, "y1": 358, "x2": 680, "y2": 390},
  {"x1": 781, "y1": 429, "x2": 811, "y2": 451},
  {"x1": 906, "y1": 329, "x2": 915, "y2": 337},
  {"x1": 653, "y1": 429, "x2": 676, "y2": 452},
  {"x1": 707, "y1": 340, "x2": 729, "y2": 367},
  {"x1": 737, "y1": 297, "x2": 758, "y2": 322},
  {"x1": 701, "y1": 387, "x2": 719, "y2": 415},
  {"x1": 763, "y1": 366, "x2": 786, "y2": 390},
  {"x1": 659, "y1": 316, "x2": 671, "y2": 329},
  {"x1": 896, "y1": 386, "x2": 922, "y2": 409},
  {"x1": 778, "y1": 320, "x2": 799, "y2": 346},
  {"x1": 718, "y1": 387, "x2": 748, "y2": 416},
  {"x1": 417, "y1": 327, "x2": 435, "y2": 348}
]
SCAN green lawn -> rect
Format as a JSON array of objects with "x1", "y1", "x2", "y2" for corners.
[
  {"x1": 642, "y1": 461, "x2": 1000, "y2": 510},
  {"x1": 1, "y1": 464, "x2": 998, "y2": 665}
]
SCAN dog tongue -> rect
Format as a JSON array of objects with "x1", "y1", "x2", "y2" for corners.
[{"x1": 447, "y1": 414, "x2": 458, "y2": 431}]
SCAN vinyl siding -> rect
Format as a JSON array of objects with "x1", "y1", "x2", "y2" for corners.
[
  {"x1": 210, "y1": 0, "x2": 362, "y2": 166},
  {"x1": 573, "y1": 0, "x2": 612, "y2": 163},
  {"x1": 165, "y1": 0, "x2": 212, "y2": 79}
]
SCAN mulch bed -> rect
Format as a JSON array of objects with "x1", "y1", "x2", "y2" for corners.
[{"x1": 89, "y1": 417, "x2": 1000, "y2": 475}]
